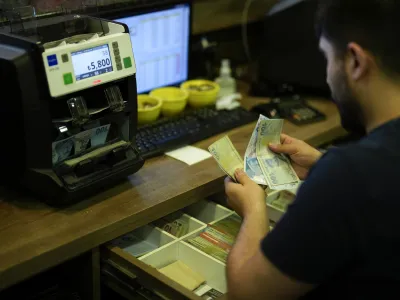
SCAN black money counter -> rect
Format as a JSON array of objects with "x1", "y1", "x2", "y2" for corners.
[{"x1": 0, "y1": 15, "x2": 145, "y2": 205}]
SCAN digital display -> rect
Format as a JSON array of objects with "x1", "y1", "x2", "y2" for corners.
[{"x1": 71, "y1": 44, "x2": 113, "y2": 81}]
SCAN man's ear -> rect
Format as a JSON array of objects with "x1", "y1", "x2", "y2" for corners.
[{"x1": 346, "y1": 42, "x2": 371, "y2": 80}]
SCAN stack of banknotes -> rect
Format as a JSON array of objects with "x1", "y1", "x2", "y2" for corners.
[
  {"x1": 153, "y1": 214, "x2": 189, "y2": 238},
  {"x1": 194, "y1": 283, "x2": 224, "y2": 299},
  {"x1": 208, "y1": 115, "x2": 300, "y2": 190},
  {"x1": 187, "y1": 214, "x2": 242, "y2": 263}
]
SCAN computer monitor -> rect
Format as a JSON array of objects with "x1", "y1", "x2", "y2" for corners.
[
  {"x1": 112, "y1": 3, "x2": 191, "y2": 94},
  {"x1": 252, "y1": 0, "x2": 330, "y2": 98}
]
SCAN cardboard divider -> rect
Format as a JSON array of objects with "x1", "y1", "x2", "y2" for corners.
[
  {"x1": 107, "y1": 193, "x2": 293, "y2": 298},
  {"x1": 139, "y1": 240, "x2": 227, "y2": 294},
  {"x1": 110, "y1": 225, "x2": 176, "y2": 258},
  {"x1": 184, "y1": 200, "x2": 233, "y2": 224}
]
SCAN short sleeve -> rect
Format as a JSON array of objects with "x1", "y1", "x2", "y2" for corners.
[{"x1": 261, "y1": 149, "x2": 360, "y2": 284}]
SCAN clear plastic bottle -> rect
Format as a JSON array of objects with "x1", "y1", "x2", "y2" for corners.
[{"x1": 215, "y1": 59, "x2": 236, "y2": 98}]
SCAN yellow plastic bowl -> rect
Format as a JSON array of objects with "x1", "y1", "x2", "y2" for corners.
[
  {"x1": 137, "y1": 94, "x2": 162, "y2": 125},
  {"x1": 150, "y1": 87, "x2": 188, "y2": 117},
  {"x1": 180, "y1": 80, "x2": 220, "y2": 108}
]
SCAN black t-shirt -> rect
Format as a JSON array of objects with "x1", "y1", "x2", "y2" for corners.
[{"x1": 261, "y1": 118, "x2": 400, "y2": 299}]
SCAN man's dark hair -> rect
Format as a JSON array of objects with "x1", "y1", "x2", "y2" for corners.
[{"x1": 316, "y1": 0, "x2": 400, "y2": 75}]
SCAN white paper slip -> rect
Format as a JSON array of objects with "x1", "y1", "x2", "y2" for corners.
[{"x1": 166, "y1": 146, "x2": 212, "y2": 165}]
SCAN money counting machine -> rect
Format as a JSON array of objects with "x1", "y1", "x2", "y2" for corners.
[{"x1": 0, "y1": 15, "x2": 145, "y2": 205}]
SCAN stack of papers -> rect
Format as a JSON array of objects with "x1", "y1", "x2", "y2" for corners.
[{"x1": 158, "y1": 260, "x2": 205, "y2": 291}]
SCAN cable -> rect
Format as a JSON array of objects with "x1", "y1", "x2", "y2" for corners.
[{"x1": 242, "y1": 0, "x2": 255, "y2": 62}]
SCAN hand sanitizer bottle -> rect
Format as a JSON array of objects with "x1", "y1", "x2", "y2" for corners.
[{"x1": 215, "y1": 59, "x2": 236, "y2": 98}]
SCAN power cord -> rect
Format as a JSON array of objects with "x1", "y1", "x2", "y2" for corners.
[
  {"x1": 242, "y1": 0, "x2": 255, "y2": 62},
  {"x1": 242, "y1": 0, "x2": 281, "y2": 63}
]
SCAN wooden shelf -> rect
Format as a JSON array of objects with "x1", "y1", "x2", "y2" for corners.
[{"x1": 28, "y1": 0, "x2": 276, "y2": 35}]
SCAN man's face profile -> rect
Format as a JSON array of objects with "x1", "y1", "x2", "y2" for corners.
[{"x1": 319, "y1": 37, "x2": 365, "y2": 135}]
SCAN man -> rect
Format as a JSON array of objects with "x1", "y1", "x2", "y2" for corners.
[{"x1": 224, "y1": 0, "x2": 400, "y2": 299}]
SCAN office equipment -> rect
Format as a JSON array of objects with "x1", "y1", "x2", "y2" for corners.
[
  {"x1": 252, "y1": 95, "x2": 326, "y2": 125},
  {"x1": 136, "y1": 107, "x2": 258, "y2": 159},
  {"x1": 251, "y1": 102, "x2": 282, "y2": 119},
  {"x1": 252, "y1": 0, "x2": 330, "y2": 98},
  {"x1": 0, "y1": 15, "x2": 144, "y2": 205},
  {"x1": 109, "y1": 2, "x2": 191, "y2": 94},
  {"x1": 274, "y1": 96, "x2": 326, "y2": 125}
]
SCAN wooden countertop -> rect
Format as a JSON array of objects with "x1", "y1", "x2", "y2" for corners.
[{"x1": 0, "y1": 96, "x2": 347, "y2": 291}]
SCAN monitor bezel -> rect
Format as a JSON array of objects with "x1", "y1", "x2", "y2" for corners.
[{"x1": 96, "y1": 1, "x2": 192, "y2": 95}]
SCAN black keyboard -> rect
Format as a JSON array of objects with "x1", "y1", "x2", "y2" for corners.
[{"x1": 136, "y1": 107, "x2": 258, "y2": 159}]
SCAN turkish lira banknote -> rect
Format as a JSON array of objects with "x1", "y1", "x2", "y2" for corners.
[
  {"x1": 244, "y1": 115, "x2": 269, "y2": 185},
  {"x1": 267, "y1": 190, "x2": 296, "y2": 211},
  {"x1": 256, "y1": 119, "x2": 300, "y2": 190},
  {"x1": 208, "y1": 135, "x2": 244, "y2": 182},
  {"x1": 51, "y1": 124, "x2": 111, "y2": 165}
]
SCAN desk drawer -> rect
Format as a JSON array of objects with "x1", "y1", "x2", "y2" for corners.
[
  {"x1": 102, "y1": 192, "x2": 287, "y2": 300},
  {"x1": 102, "y1": 200, "x2": 232, "y2": 300}
]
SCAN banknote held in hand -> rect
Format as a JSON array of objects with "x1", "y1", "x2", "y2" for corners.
[{"x1": 208, "y1": 115, "x2": 300, "y2": 190}]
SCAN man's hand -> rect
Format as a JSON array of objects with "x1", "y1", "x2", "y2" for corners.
[
  {"x1": 269, "y1": 134, "x2": 322, "y2": 180},
  {"x1": 224, "y1": 169, "x2": 267, "y2": 219},
  {"x1": 225, "y1": 171, "x2": 313, "y2": 300}
]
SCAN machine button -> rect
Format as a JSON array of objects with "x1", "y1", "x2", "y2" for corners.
[
  {"x1": 107, "y1": 147, "x2": 127, "y2": 167},
  {"x1": 116, "y1": 63, "x2": 123, "y2": 71},
  {"x1": 113, "y1": 48, "x2": 120, "y2": 56},
  {"x1": 115, "y1": 54, "x2": 121, "y2": 61},
  {"x1": 75, "y1": 159, "x2": 94, "y2": 177},
  {"x1": 63, "y1": 73, "x2": 73, "y2": 85},
  {"x1": 123, "y1": 57, "x2": 132, "y2": 68},
  {"x1": 61, "y1": 53, "x2": 69, "y2": 63},
  {"x1": 112, "y1": 41, "x2": 118, "y2": 48},
  {"x1": 47, "y1": 54, "x2": 58, "y2": 67}
]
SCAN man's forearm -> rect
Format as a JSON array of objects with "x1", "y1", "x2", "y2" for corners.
[{"x1": 227, "y1": 207, "x2": 269, "y2": 281}]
